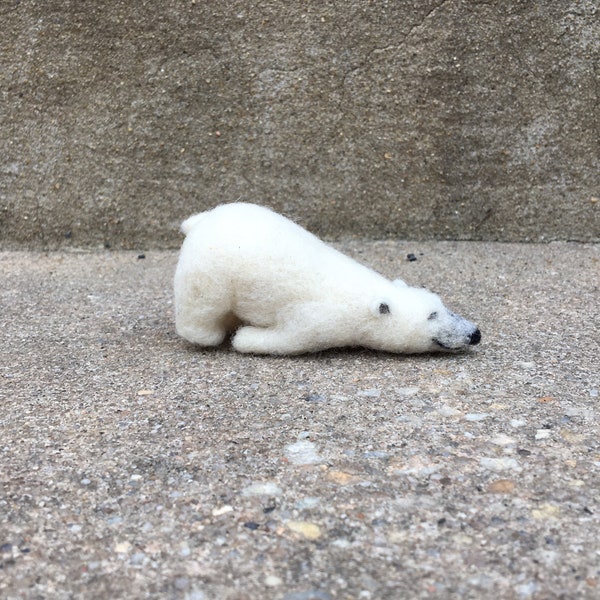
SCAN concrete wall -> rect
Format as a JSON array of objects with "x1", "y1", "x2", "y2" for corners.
[{"x1": 1, "y1": 0, "x2": 598, "y2": 249}]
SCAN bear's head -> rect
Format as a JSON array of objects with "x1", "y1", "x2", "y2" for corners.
[{"x1": 365, "y1": 280, "x2": 481, "y2": 353}]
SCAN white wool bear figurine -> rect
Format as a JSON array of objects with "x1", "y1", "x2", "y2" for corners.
[{"x1": 174, "y1": 203, "x2": 481, "y2": 355}]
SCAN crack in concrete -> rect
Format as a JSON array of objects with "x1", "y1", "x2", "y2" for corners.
[
  {"x1": 341, "y1": 0, "x2": 453, "y2": 86},
  {"x1": 371, "y1": 0, "x2": 453, "y2": 55}
]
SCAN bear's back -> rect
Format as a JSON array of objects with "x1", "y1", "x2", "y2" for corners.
[
  {"x1": 181, "y1": 202, "x2": 390, "y2": 300},
  {"x1": 184, "y1": 203, "x2": 325, "y2": 264}
]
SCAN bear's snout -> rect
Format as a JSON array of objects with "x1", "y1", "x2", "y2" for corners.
[{"x1": 468, "y1": 329, "x2": 481, "y2": 346}]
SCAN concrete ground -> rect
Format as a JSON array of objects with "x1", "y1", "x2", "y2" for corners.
[{"x1": 1, "y1": 240, "x2": 598, "y2": 599}]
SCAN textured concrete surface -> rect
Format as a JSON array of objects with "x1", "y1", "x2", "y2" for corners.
[
  {"x1": 1, "y1": 1, "x2": 598, "y2": 249},
  {"x1": 1, "y1": 241, "x2": 598, "y2": 599}
]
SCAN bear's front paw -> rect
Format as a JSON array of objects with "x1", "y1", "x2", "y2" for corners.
[
  {"x1": 232, "y1": 326, "x2": 307, "y2": 355},
  {"x1": 231, "y1": 326, "x2": 274, "y2": 354}
]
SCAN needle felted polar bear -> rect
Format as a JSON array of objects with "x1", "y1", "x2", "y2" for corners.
[{"x1": 174, "y1": 203, "x2": 481, "y2": 355}]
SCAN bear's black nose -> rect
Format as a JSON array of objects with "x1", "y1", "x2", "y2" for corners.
[{"x1": 469, "y1": 329, "x2": 481, "y2": 345}]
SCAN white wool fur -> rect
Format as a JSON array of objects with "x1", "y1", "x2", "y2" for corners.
[{"x1": 174, "y1": 203, "x2": 480, "y2": 355}]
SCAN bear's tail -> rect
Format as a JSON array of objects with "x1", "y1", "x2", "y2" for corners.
[{"x1": 180, "y1": 212, "x2": 209, "y2": 235}]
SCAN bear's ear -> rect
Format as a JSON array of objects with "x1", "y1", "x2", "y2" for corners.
[
  {"x1": 371, "y1": 300, "x2": 391, "y2": 316},
  {"x1": 379, "y1": 302, "x2": 391, "y2": 314},
  {"x1": 392, "y1": 279, "x2": 407, "y2": 288}
]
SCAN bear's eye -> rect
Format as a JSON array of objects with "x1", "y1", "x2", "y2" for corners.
[
  {"x1": 428, "y1": 311, "x2": 438, "y2": 320},
  {"x1": 379, "y1": 303, "x2": 391, "y2": 315}
]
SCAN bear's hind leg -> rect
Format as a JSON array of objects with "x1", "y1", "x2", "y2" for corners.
[
  {"x1": 174, "y1": 272, "x2": 235, "y2": 347},
  {"x1": 177, "y1": 321, "x2": 227, "y2": 347},
  {"x1": 175, "y1": 303, "x2": 232, "y2": 347}
]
